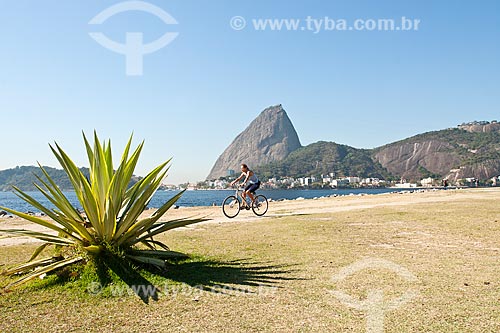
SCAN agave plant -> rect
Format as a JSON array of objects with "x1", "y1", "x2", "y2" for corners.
[{"x1": 0, "y1": 132, "x2": 204, "y2": 290}]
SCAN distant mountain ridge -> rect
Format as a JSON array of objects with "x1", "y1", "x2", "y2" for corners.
[
  {"x1": 0, "y1": 166, "x2": 142, "y2": 191},
  {"x1": 256, "y1": 141, "x2": 392, "y2": 180},
  {"x1": 2, "y1": 117, "x2": 499, "y2": 188},
  {"x1": 373, "y1": 126, "x2": 500, "y2": 181},
  {"x1": 207, "y1": 105, "x2": 500, "y2": 182}
]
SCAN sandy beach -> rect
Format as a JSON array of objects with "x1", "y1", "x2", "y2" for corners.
[{"x1": 1, "y1": 187, "x2": 497, "y2": 247}]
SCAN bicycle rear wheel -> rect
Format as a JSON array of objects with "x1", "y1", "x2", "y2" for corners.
[
  {"x1": 222, "y1": 195, "x2": 240, "y2": 218},
  {"x1": 251, "y1": 195, "x2": 268, "y2": 216}
]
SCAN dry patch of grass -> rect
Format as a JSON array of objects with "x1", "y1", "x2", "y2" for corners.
[{"x1": 1, "y1": 191, "x2": 499, "y2": 332}]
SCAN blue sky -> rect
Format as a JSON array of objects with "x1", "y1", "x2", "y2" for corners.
[{"x1": 0, "y1": 0, "x2": 498, "y2": 184}]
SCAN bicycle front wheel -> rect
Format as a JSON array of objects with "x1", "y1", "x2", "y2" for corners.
[
  {"x1": 222, "y1": 195, "x2": 240, "y2": 218},
  {"x1": 252, "y1": 195, "x2": 268, "y2": 216}
]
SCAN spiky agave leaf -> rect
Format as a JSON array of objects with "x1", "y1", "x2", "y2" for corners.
[
  {"x1": 0, "y1": 229, "x2": 75, "y2": 246},
  {"x1": 4, "y1": 256, "x2": 84, "y2": 290},
  {"x1": 0, "y1": 132, "x2": 207, "y2": 290}
]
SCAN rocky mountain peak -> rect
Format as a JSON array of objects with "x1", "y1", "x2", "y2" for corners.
[
  {"x1": 207, "y1": 104, "x2": 301, "y2": 180},
  {"x1": 458, "y1": 121, "x2": 500, "y2": 133}
]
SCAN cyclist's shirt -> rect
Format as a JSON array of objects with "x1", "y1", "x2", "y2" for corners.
[{"x1": 247, "y1": 171, "x2": 259, "y2": 184}]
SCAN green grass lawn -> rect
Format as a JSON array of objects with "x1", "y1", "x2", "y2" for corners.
[{"x1": 1, "y1": 193, "x2": 499, "y2": 332}]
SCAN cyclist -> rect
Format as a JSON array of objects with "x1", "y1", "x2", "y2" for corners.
[{"x1": 230, "y1": 163, "x2": 261, "y2": 207}]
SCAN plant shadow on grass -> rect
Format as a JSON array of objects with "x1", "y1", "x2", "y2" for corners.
[
  {"x1": 1, "y1": 255, "x2": 304, "y2": 305},
  {"x1": 98, "y1": 256, "x2": 302, "y2": 304},
  {"x1": 162, "y1": 258, "x2": 302, "y2": 292}
]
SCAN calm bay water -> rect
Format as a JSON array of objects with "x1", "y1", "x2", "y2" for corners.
[
  {"x1": 0, "y1": 188, "x2": 406, "y2": 212},
  {"x1": 0, "y1": 188, "x2": 406, "y2": 213}
]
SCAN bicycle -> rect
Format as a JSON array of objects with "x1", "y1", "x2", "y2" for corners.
[{"x1": 222, "y1": 186, "x2": 269, "y2": 218}]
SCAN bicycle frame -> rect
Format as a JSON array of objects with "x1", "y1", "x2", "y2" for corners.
[{"x1": 235, "y1": 187, "x2": 252, "y2": 206}]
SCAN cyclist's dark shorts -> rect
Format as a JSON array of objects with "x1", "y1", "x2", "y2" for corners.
[{"x1": 245, "y1": 181, "x2": 261, "y2": 193}]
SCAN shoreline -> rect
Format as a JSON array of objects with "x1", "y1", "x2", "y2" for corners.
[
  {"x1": 1, "y1": 187, "x2": 498, "y2": 247},
  {"x1": 0, "y1": 186, "x2": 472, "y2": 215},
  {"x1": 0, "y1": 186, "x2": 484, "y2": 218}
]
